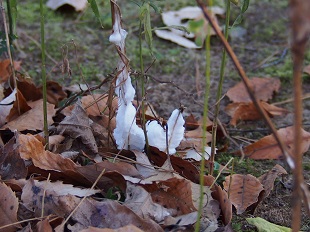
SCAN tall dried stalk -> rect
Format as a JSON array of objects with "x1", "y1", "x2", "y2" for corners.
[{"x1": 289, "y1": 0, "x2": 310, "y2": 230}]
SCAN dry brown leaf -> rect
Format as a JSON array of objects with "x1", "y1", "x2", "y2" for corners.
[
  {"x1": 125, "y1": 182, "x2": 176, "y2": 222},
  {"x1": 191, "y1": 181, "x2": 219, "y2": 231},
  {"x1": 36, "y1": 217, "x2": 53, "y2": 232},
  {"x1": 77, "y1": 166, "x2": 127, "y2": 192},
  {"x1": 45, "y1": 81, "x2": 67, "y2": 105},
  {"x1": 225, "y1": 102, "x2": 288, "y2": 126},
  {"x1": 6, "y1": 89, "x2": 32, "y2": 122},
  {"x1": 46, "y1": 0, "x2": 88, "y2": 11},
  {"x1": 0, "y1": 136, "x2": 27, "y2": 180},
  {"x1": 0, "y1": 182, "x2": 20, "y2": 232},
  {"x1": 0, "y1": 59, "x2": 21, "y2": 83},
  {"x1": 21, "y1": 178, "x2": 81, "y2": 218},
  {"x1": 258, "y1": 164, "x2": 287, "y2": 200},
  {"x1": 212, "y1": 184, "x2": 232, "y2": 225},
  {"x1": 223, "y1": 174, "x2": 264, "y2": 214},
  {"x1": 19, "y1": 134, "x2": 77, "y2": 171},
  {"x1": 18, "y1": 133, "x2": 91, "y2": 185},
  {"x1": 27, "y1": 180, "x2": 100, "y2": 197},
  {"x1": 1, "y1": 100, "x2": 56, "y2": 131},
  {"x1": 69, "y1": 198, "x2": 164, "y2": 232},
  {"x1": 144, "y1": 177, "x2": 196, "y2": 216},
  {"x1": 132, "y1": 150, "x2": 157, "y2": 178},
  {"x1": 81, "y1": 94, "x2": 117, "y2": 117},
  {"x1": 226, "y1": 77, "x2": 281, "y2": 103},
  {"x1": 149, "y1": 147, "x2": 199, "y2": 183},
  {"x1": 236, "y1": 126, "x2": 310, "y2": 159},
  {"x1": 57, "y1": 101, "x2": 98, "y2": 153},
  {"x1": 225, "y1": 102, "x2": 261, "y2": 126},
  {"x1": 80, "y1": 225, "x2": 144, "y2": 232}
]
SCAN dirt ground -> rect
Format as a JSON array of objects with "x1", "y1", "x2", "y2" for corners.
[{"x1": 8, "y1": 0, "x2": 310, "y2": 231}]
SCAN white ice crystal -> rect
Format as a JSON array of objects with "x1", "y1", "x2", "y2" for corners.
[
  {"x1": 110, "y1": 4, "x2": 145, "y2": 151},
  {"x1": 147, "y1": 109, "x2": 185, "y2": 154}
]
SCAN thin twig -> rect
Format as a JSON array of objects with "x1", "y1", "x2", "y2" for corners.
[{"x1": 289, "y1": 0, "x2": 310, "y2": 230}]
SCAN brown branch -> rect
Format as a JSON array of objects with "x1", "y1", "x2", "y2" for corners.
[{"x1": 289, "y1": 0, "x2": 310, "y2": 230}]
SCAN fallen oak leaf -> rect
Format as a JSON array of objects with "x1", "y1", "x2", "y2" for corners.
[
  {"x1": 18, "y1": 133, "x2": 91, "y2": 186},
  {"x1": 1, "y1": 99, "x2": 56, "y2": 131},
  {"x1": 235, "y1": 126, "x2": 310, "y2": 160},
  {"x1": 225, "y1": 101, "x2": 288, "y2": 126},
  {"x1": 226, "y1": 77, "x2": 281, "y2": 103},
  {"x1": 18, "y1": 133, "x2": 77, "y2": 171},
  {"x1": 223, "y1": 174, "x2": 264, "y2": 215},
  {"x1": 57, "y1": 101, "x2": 98, "y2": 153}
]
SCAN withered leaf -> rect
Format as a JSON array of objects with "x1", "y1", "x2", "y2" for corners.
[
  {"x1": 1, "y1": 100, "x2": 56, "y2": 131},
  {"x1": 45, "y1": 81, "x2": 67, "y2": 105},
  {"x1": 124, "y1": 182, "x2": 176, "y2": 222},
  {"x1": 0, "y1": 136, "x2": 27, "y2": 180},
  {"x1": 223, "y1": 174, "x2": 264, "y2": 214},
  {"x1": 144, "y1": 177, "x2": 196, "y2": 216},
  {"x1": 237, "y1": 126, "x2": 310, "y2": 159},
  {"x1": 258, "y1": 164, "x2": 287, "y2": 200},
  {"x1": 18, "y1": 134, "x2": 77, "y2": 171},
  {"x1": 0, "y1": 182, "x2": 20, "y2": 232},
  {"x1": 81, "y1": 94, "x2": 117, "y2": 117},
  {"x1": 36, "y1": 217, "x2": 53, "y2": 232},
  {"x1": 226, "y1": 77, "x2": 281, "y2": 103},
  {"x1": 212, "y1": 184, "x2": 232, "y2": 225},
  {"x1": 6, "y1": 89, "x2": 32, "y2": 122},
  {"x1": 0, "y1": 59, "x2": 21, "y2": 83},
  {"x1": 57, "y1": 101, "x2": 98, "y2": 153},
  {"x1": 225, "y1": 101, "x2": 288, "y2": 126}
]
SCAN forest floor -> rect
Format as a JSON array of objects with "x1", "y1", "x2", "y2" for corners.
[{"x1": 8, "y1": 0, "x2": 310, "y2": 231}]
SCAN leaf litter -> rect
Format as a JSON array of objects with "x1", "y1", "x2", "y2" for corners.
[{"x1": 0, "y1": 1, "x2": 309, "y2": 232}]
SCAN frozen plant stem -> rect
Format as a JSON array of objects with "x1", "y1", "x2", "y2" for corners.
[
  {"x1": 110, "y1": 0, "x2": 145, "y2": 151},
  {"x1": 40, "y1": 0, "x2": 49, "y2": 146},
  {"x1": 139, "y1": 19, "x2": 149, "y2": 152},
  {"x1": 210, "y1": 0, "x2": 230, "y2": 173},
  {"x1": 110, "y1": 1, "x2": 185, "y2": 153},
  {"x1": 195, "y1": 5, "x2": 212, "y2": 231}
]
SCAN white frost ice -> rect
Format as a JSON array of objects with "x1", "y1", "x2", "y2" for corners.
[
  {"x1": 110, "y1": 6, "x2": 145, "y2": 150},
  {"x1": 147, "y1": 109, "x2": 185, "y2": 154}
]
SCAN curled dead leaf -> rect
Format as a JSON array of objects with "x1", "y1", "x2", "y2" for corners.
[
  {"x1": 258, "y1": 164, "x2": 287, "y2": 200},
  {"x1": 225, "y1": 101, "x2": 288, "y2": 126},
  {"x1": 236, "y1": 126, "x2": 310, "y2": 160}
]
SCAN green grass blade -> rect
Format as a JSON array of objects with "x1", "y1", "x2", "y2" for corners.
[{"x1": 87, "y1": 0, "x2": 103, "y2": 28}]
